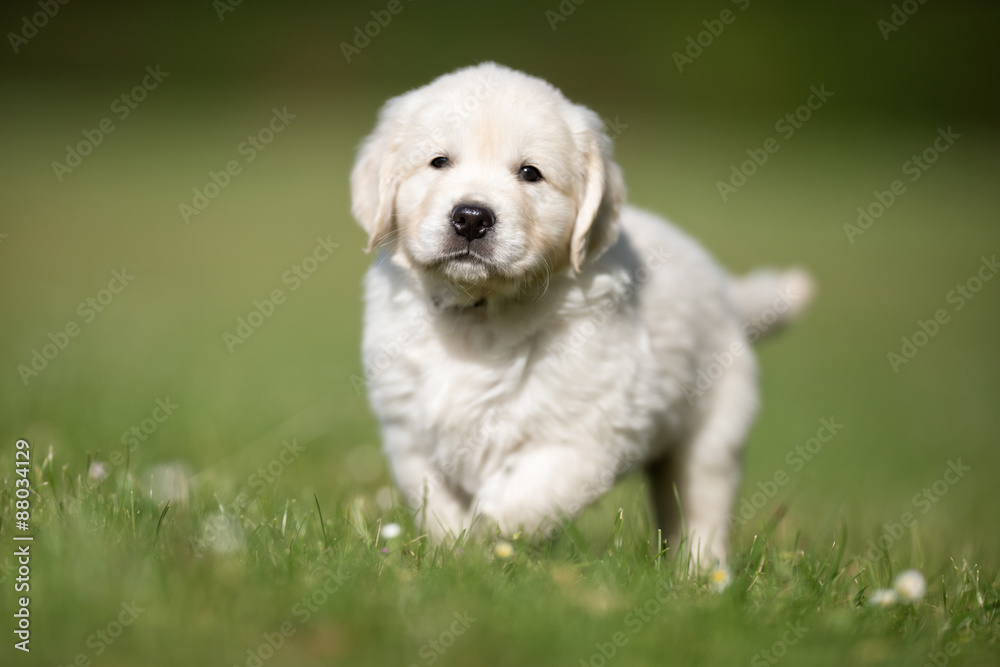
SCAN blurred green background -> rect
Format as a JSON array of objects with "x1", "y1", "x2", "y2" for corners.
[{"x1": 1, "y1": 0, "x2": 999, "y2": 665}]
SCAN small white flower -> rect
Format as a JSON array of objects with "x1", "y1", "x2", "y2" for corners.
[
  {"x1": 708, "y1": 567, "x2": 731, "y2": 593},
  {"x1": 893, "y1": 569, "x2": 926, "y2": 604},
  {"x1": 494, "y1": 539, "x2": 515, "y2": 559},
  {"x1": 868, "y1": 588, "x2": 898, "y2": 608},
  {"x1": 147, "y1": 462, "x2": 192, "y2": 506},
  {"x1": 199, "y1": 511, "x2": 243, "y2": 554},
  {"x1": 381, "y1": 522, "x2": 402, "y2": 539},
  {"x1": 88, "y1": 461, "x2": 110, "y2": 484}
]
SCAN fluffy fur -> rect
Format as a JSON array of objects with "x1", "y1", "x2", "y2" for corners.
[{"x1": 351, "y1": 63, "x2": 813, "y2": 563}]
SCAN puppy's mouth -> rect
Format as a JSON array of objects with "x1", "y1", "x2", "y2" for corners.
[
  {"x1": 445, "y1": 248, "x2": 491, "y2": 264},
  {"x1": 431, "y1": 242, "x2": 500, "y2": 269},
  {"x1": 424, "y1": 246, "x2": 507, "y2": 287}
]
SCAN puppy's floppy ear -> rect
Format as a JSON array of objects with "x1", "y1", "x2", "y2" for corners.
[
  {"x1": 351, "y1": 98, "x2": 404, "y2": 253},
  {"x1": 569, "y1": 108, "x2": 626, "y2": 272}
]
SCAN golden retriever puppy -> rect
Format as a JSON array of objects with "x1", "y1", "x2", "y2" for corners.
[{"x1": 351, "y1": 63, "x2": 812, "y2": 564}]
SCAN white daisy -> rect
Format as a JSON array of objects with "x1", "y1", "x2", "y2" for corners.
[
  {"x1": 709, "y1": 566, "x2": 732, "y2": 593},
  {"x1": 868, "y1": 588, "x2": 898, "y2": 608},
  {"x1": 893, "y1": 569, "x2": 926, "y2": 604},
  {"x1": 88, "y1": 461, "x2": 110, "y2": 484},
  {"x1": 381, "y1": 522, "x2": 402, "y2": 539},
  {"x1": 199, "y1": 511, "x2": 243, "y2": 554},
  {"x1": 494, "y1": 539, "x2": 515, "y2": 559},
  {"x1": 147, "y1": 462, "x2": 192, "y2": 506}
]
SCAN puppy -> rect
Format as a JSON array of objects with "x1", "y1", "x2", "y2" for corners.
[{"x1": 351, "y1": 63, "x2": 812, "y2": 563}]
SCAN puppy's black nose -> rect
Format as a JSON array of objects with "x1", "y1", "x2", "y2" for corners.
[{"x1": 451, "y1": 203, "x2": 495, "y2": 241}]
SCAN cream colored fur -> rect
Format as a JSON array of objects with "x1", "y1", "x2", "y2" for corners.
[{"x1": 351, "y1": 63, "x2": 812, "y2": 564}]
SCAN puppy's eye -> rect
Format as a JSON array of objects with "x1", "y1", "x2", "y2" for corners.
[
  {"x1": 430, "y1": 156, "x2": 450, "y2": 169},
  {"x1": 518, "y1": 165, "x2": 542, "y2": 182}
]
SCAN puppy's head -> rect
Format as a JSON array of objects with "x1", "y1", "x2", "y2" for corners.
[{"x1": 351, "y1": 63, "x2": 625, "y2": 298}]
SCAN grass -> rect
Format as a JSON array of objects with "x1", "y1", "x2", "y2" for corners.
[
  {"x1": 2, "y1": 455, "x2": 997, "y2": 666},
  {"x1": 2, "y1": 83, "x2": 999, "y2": 666}
]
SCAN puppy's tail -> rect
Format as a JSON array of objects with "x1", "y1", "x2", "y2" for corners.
[{"x1": 731, "y1": 267, "x2": 815, "y2": 342}]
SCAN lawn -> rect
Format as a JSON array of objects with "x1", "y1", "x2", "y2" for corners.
[{"x1": 2, "y1": 3, "x2": 1000, "y2": 663}]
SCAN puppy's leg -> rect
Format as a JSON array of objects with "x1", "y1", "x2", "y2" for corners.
[
  {"x1": 651, "y1": 361, "x2": 758, "y2": 567},
  {"x1": 474, "y1": 445, "x2": 621, "y2": 537},
  {"x1": 386, "y1": 449, "x2": 472, "y2": 541}
]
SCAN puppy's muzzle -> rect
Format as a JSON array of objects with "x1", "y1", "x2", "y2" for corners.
[{"x1": 450, "y1": 203, "x2": 495, "y2": 242}]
